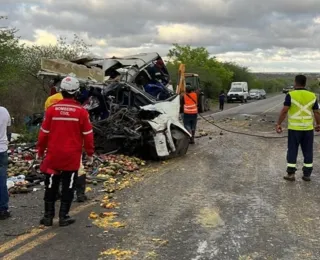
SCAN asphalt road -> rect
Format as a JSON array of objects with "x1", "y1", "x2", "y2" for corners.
[
  {"x1": 4, "y1": 94, "x2": 320, "y2": 260},
  {"x1": 206, "y1": 94, "x2": 285, "y2": 120}
]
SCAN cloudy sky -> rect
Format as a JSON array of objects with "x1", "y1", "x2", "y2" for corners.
[{"x1": 2, "y1": 0, "x2": 320, "y2": 72}]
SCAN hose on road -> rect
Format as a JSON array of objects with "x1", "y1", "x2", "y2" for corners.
[{"x1": 198, "y1": 113, "x2": 289, "y2": 139}]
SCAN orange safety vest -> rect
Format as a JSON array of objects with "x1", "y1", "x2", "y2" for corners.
[{"x1": 184, "y1": 93, "x2": 198, "y2": 114}]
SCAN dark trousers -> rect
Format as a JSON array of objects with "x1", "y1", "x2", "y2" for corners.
[
  {"x1": 287, "y1": 130, "x2": 314, "y2": 176},
  {"x1": 0, "y1": 152, "x2": 8, "y2": 212},
  {"x1": 219, "y1": 101, "x2": 224, "y2": 110},
  {"x1": 44, "y1": 171, "x2": 78, "y2": 203},
  {"x1": 183, "y1": 114, "x2": 198, "y2": 133}
]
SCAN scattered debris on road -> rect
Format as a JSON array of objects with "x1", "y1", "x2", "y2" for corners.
[
  {"x1": 99, "y1": 248, "x2": 137, "y2": 260},
  {"x1": 5, "y1": 144, "x2": 148, "y2": 195},
  {"x1": 89, "y1": 195, "x2": 125, "y2": 229},
  {"x1": 151, "y1": 238, "x2": 169, "y2": 247}
]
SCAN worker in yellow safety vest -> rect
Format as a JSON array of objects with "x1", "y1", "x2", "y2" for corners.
[
  {"x1": 43, "y1": 80, "x2": 88, "y2": 202},
  {"x1": 44, "y1": 92, "x2": 63, "y2": 111},
  {"x1": 276, "y1": 75, "x2": 320, "y2": 181},
  {"x1": 181, "y1": 84, "x2": 198, "y2": 144}
]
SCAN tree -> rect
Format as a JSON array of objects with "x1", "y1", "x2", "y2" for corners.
[
  {"x1": 0, "y1": 16, "x2": 24, "y2": 89},
  {"x1": 222, "y1": 62, "x2": 256, "y2": 88},
  {"x1": 167, "y1": 44, "x2": 233, "y2": 98},
  {"x1": 22, "y1": 34, "x2": 91, "y2": 77},
  {"x1": 168, "y1": 44, "x2": 210, "y2": 66},
  {"x1": 0, "y1": 24, "x2": 92, "y2": 127}
]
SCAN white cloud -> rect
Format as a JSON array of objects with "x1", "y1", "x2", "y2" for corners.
[
  {"x1": 4, "y1": 0, "x2": 320, "y2": 72},
  {"x1": 156, "y1": 24, "x2": 213, "y2": 45},
  {"x1": 20, "y1": 29, "x2": 57, "y2": 46}
]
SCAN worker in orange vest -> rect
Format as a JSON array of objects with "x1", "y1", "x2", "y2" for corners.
[{"x1": 181, "y1": 84, "x2": 198, "y2": 144}]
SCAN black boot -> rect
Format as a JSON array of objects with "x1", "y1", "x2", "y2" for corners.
[
  {"x1": 59, "y1": 202, "x2": 75, "y2": 227},
  {"x1": 283, "y1": 173, "x2": 295, "y2": 181},
  {"x1": 40, "y1": 201, "x2": 55, "y2": 226},
  {"x1": 76, "y1": 174, "x2": 87, "y2": 203}
]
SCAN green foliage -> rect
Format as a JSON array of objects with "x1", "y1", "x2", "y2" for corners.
[
  {"x1": 22, "y1": 34, "x2": 91, "y2": 76},
  {"x1": 14, "y1": 126, "x2": 39, "y2": 143},
  {"x1": 166, "y1": 44, "x2": 302, "y2": 99},
  {"x1": 0, "y1": 17, "x2": 91, "y2": 128},
  {"x1": 222, "y1": 62, "x2": 255, "y2": 86},
  {"x1": 0, "y1": 16, "x2": 24, "y2": 89},
  {"x1": 166, "y1": 44, "x2": 233, "y2": 98},
  {"x1": 307, "y1": 80, "x2": 320, "y2": 93},
  {"x1": 168, "y1": 43, "x2": 210, "y2": 65}
]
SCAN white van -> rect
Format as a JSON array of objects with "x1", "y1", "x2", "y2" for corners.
[{"x1": 227, "y1": 82, "x2": 249, "y2": 103}]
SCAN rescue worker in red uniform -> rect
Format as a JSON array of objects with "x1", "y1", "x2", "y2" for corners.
[
  {"x1": 37, "y1": 76, "x2": 94, "y2": 227},
  {"x1": 44, "y1": 81, "x2": 89, "y2": 203},
  {"x1": 181, "y1": 84, "x2": 198, "y2": 144}
]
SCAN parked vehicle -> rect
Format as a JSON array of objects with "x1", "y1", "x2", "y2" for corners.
[
  {"x1": 227, "y1": 82, "x2": 248, "y2": 103},
  {"x1": 248, "y1": 89, "x2": 261, "y2": 100},
  {"x1": 259, "y1": 89, "x2": 267, "y2": 99},
  {"x1": 283, "y1": 86, "x2": 294, "y2": 94}
]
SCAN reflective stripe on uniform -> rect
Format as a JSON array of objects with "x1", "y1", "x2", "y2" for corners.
[
  {"x1": 290, "y1": 116, "x2": 312, "y2": 120},
  {"x1": 287, "y1": 163, "x2": 296, "y2": 168},
  {"x1": 41, "y1": 127, "x2": 50, "y2": 133},
  {"x1": 83, "y1": 129, "x2": 93, "y2": 135},
  {"x1": 304, "y1": 163, "x2": 313, "y2": 168},
  {"x1": 69, "y1": 172, "x2": 75, "y2": 188},
  {"x1": 289, "y1": 122, "x2": 313, "y2": 126},
  {"x1": 184, "y1": 104, "x2": 198, "y2": 113},
  {"x1": 48, "y1": 174, "x2": 54, "y2": 188},
  {"x1": 290, "y1": 99, "x2": 315, "y2": 118},
  {"x1": 52, "y1": 117, "x2": 79, "y2": 121},
  {"x1": 52, "y1": 104, "x2": 81, "y2": 109}
]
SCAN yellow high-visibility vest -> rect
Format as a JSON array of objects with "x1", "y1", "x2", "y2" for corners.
[{"x1": 288, "y1": 90, "x2": 316, "y2": 131}]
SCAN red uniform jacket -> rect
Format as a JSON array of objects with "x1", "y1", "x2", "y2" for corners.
[{"x1": 37, "y1": 98, "x2": 94, "y2": 174}]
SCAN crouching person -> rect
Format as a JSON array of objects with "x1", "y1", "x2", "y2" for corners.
[{"x1": 37, "y1": 76, "x2": 94, "y2": 227}]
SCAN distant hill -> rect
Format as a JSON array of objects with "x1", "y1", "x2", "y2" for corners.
[{"x1": 253, "y1": 73, "x2": 320, "y2": 81}]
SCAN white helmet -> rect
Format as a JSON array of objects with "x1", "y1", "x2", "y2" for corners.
[{"x1": 60, "y1": 76, "x2": 80, "y2": 94}]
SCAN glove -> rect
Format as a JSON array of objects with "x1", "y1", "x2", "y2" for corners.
[
  {"x1": 86, "y1": 156, "x2": 94, "y2": 165},
  {"x1": 315, "y1": 125, "x2": 320, "y2": 132}
]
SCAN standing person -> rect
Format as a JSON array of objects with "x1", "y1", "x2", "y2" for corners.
[
  {"x1": 44, "y1": 91, "x2": 63, "y2": 111},
  {"x1": 0, "y1": 107, "x2": 11, "y2": 220},
  {"x1": 276, "y1": 75, "x2": 320, "y2": 181},
  {"x1": 219, "y1": 90, "x2": 225, "y2": 111},
  {"x1": 44, "y1": 80, "x2": 89, "y2": 203},
  {"x1": 37, "y1": 76, "x2": 94, "y2": 227},
  {"x1": 181, "y1": 84, "x2": 198, "y2": 144}
]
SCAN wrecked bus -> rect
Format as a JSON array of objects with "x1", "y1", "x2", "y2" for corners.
[{"x1": 37, "y1": 52, "x2": 190, "y2": 160}]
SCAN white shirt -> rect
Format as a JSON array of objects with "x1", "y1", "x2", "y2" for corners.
[{"x1": 0, "y1": 107, "x2": 11, "y2": 152}]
